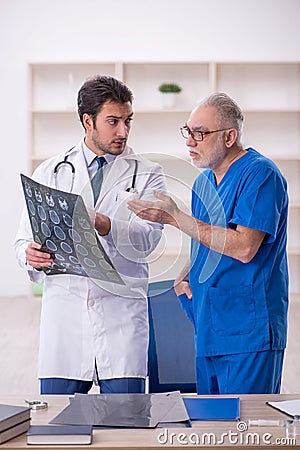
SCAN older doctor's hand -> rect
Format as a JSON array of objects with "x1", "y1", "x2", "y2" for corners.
[{"x1": 127, "y1": 191, "x2": 180, "y2": 226}]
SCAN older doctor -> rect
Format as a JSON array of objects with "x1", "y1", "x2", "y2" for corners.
[
  {"x1": 128, "y1": 92, "x2": 289, "y2": 395},
  {"x1": 14, "y1": 75, "x2": 166, "y2": 395}
]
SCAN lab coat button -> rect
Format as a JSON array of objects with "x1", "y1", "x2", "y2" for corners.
[{"x1": 89, "y1": 299, "x2": 95, "y2": 307}]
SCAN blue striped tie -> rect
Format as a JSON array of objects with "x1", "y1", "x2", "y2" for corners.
[{"x1": 91, "y1": 156, "x2": 106, "y2": 206}]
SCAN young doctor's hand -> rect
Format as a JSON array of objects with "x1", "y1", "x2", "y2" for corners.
[
  {"x1": 127, "y1": 190, "x2": 180, "y2": 227},
  {"x1": 87, "y1": 209, "x2": 111, "y2": 236},
  {"x1": 25, "y1": 242, "x2": 54, "y2": 269},
  {"x1": 94, "y1": 212, "x2": 111, "y2": 236}
]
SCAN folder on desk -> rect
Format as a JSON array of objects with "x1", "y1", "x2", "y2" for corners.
[{"x1": 183, "y1": 397, "x2": 240, "y2": 421}]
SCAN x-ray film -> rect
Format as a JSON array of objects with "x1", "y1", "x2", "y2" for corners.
[
  {"x1": 21, "y1": 174, "x2": 124, "y2": 284},
  {"x1": 50, "y1": 392, "x2": 190, "y2": 428}
]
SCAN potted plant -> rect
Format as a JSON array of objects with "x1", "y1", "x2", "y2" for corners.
[{"x1": 158, "y1": 83, "x2": 182, "y2": 109}]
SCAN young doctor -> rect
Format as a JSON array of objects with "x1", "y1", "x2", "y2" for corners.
[
  {"x1": 128, "y1": 92, "x2": 289, "y2": 395},
  {"x1": 14, "y1": 75, "x2": 166, "y2": 395}
]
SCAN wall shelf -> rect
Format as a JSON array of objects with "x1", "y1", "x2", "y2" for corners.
[{"x1": 28, "y1": 61, "x2": 300, "y2": 289}]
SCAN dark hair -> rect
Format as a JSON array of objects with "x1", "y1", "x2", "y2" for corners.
[{"x1": 77, "y1": 75, "x2": 133, "y2": 127}]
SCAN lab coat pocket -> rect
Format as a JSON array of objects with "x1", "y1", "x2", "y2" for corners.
[
  {"x1": 114, "y1": 190, "x2": 139, "y2": 220},
  {"x1": 208, "y1": 285, "x2": 256, "y2": 336}
]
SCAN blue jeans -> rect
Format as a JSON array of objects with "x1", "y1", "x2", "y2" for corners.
[{"x1": 40, "y1": 377, "x2": 145, "y2": 395}]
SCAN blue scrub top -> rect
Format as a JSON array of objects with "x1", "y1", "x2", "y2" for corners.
[{"x1": 180, "y1": 148, "x2": 289, "y2": 357}]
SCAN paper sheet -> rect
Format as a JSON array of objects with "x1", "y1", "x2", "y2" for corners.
[{"x1": 267, "y1": 399, "x2": 300, "y2": 417}]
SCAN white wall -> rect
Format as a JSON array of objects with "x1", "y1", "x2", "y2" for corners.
[{"x1": 1, "y1": 0, "x2": 300, "y2": 296}]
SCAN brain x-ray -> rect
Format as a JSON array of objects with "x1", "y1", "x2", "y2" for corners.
[{"x1": 21, "y1": 174, "x2": 124, "y2": 284}]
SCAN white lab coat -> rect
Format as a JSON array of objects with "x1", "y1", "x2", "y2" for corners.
[{"x1": 14, "y1": 140, "x2": 166, "y2": 381}]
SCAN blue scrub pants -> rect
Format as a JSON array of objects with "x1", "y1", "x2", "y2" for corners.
[
  {"x1": 40, "y1": 377, "x2": 145, "y2": 395},
  {"x1": 196, "y1": 350, "x2": 284, "y2": 394}
]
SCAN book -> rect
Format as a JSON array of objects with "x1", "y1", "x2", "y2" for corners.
[
  {"x1": 27, "y1": 425, "x2": 93, "y2": 445},
  {"x1": 183, "y1": 397, "x2": 240, "y2": 421},
  {"x1": 0, "y1": 404, "x2": 31, "y2": 432},
  {"x1": 267, "y1": 399, "x2": 300, "y2": 418},
  {"x1": 0, "y1": 419, "x2": 31, "y2": 444}
]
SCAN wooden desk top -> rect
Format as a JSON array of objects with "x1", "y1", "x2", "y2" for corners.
[{"x1": 1, "y1": 394, "x2": 299, "y2": 449}]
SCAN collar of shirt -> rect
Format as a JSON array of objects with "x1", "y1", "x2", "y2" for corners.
[{"x1": 81, "y1": 140, "x2": 116, "y2": 178}]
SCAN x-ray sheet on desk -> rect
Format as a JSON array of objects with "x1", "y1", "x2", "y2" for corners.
[
  {"x1": 21, "y1": 174, "x2": 124, "y2": 284},
  {"x1": 50, "y1": 392, "x2": 190, "y2": 428}
]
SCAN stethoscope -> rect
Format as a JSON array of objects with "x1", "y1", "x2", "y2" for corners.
[
  {"x1": 54, "y1": 151, "x2": 75, "y2": 191},
  {"x1": 53, "y1": 149, "x2": 138, "y2": 193}
]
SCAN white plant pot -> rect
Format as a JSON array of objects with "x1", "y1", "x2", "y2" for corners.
[{"x1": 160, "y1": 93, "x2": 177, "y2": 109}]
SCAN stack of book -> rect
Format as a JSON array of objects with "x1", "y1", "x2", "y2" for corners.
[{"x1": 0, "y1": 403, "x2": 31, "y2": 444}]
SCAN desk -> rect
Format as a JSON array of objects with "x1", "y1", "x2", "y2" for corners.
[{"x1": 1, "y1": 394, "x2": 299, "y2": 449}]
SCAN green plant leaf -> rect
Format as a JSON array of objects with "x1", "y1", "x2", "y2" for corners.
[{"x1": 158, "y1": 83, "x2": 182, "y2": 93}]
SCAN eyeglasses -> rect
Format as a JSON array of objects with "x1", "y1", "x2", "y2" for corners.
[{"x1": 180, "y1": 126, "x2": 232, "y2": 142}]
